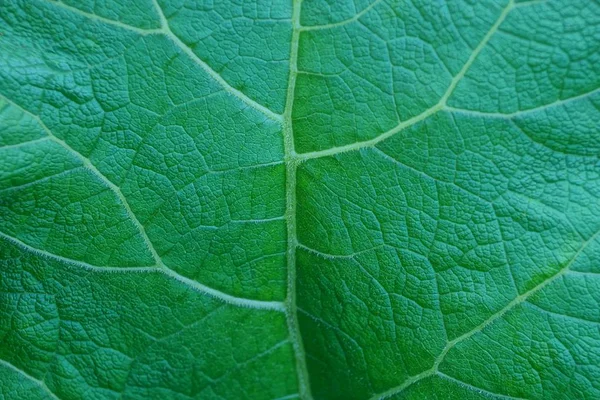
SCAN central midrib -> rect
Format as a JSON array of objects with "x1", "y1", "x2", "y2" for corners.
[
  {"x1": 282, "y1": 1, "x2": 313, "y2": 399},
  {"x1": 6, "y1": 2, "x2": 594, "y2": 399},
  {"x1": 279, "y1": 1, "x2": 517, "y2": 398}
]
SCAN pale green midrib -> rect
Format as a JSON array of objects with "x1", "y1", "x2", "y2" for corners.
[
  {"x1": 0, "y1": 230, "x2": 285, "y2": 311},
  {"x1": 0, "y1": 94, "x2": 284, "y2": 312},
  {"x1": 43, "y1": 0, "x2": 282, "y2": 122},
  {"x1": 283, "y1": 1, "x2": 313, "y2": 399},
  {"x1": 42, "y1": 0, "x2": 578, "y2": 167},
  {"x1": 299, "y1": 0, "x2": 385, "y2": 31},
  {"x1": 371, "y1": 226, "x2": 600, "y2": 400},
  {"x1": 11, "y1": 1, "x2": 586, "y2": 398},
  {"x1": 0, "y1": 358, "x2": 60, "y2": 400}
]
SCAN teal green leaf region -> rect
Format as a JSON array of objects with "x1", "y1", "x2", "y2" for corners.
[{"x1": 0, "y1": 0, "x2": 599, "y2": 399}]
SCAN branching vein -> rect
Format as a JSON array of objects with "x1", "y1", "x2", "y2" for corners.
[
  {"x1": 296, "y1": 0, "x2": 515, "y2": 161},
  {"x1": 42, "y1": 0, "x2": 281, "y2": 122},
  {"x1": 371, "y1": 226, "x2": 600, "y2": 399},
  {"x1": 299, "y1": 0, "x2": 385, "y2": 31},
  {"x1": 45, "y1": 0, "x2": 162, "y2": 35},
  {"x1": 0, "y1": 230, "x2": 285, "y2": 311},
  {"x1": 150, "y1": 0, "x2": 283, "y2": 122},
  {"x1": 0, "y1": 94, "x2": 283, "y2": 312},
  {"x1": 0, "y1": 358, "x2": 61, "y2": 400},
  {"x1": 6, "y1": 1, "x2": 598, "y2": 399},
  {"x1": 445, "y1": 86, "x2": 600, "y2": 118}
]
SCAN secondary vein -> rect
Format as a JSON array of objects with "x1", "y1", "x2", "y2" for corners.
[
  {"x1": 42, "y1": 0, "x2": 281, "y2": 122},
  {"x1": 299, "y1": 0, "x2": 385, "y2": 31},
  {"x1": 0, "y1": 230, "x2": 285, "y2": 311},
  {"x1": 0, "y1": 94, "x2": 284, "y2": 312},
  {"x1": 296, "y1": 0, "x2": 515, "y2": 161},
  {"x1": 371, "y1": 224, "x2": 600, "y2": 400},
  {"x1": 0, "y1": 359, "x2": 61, "y2": 400}
]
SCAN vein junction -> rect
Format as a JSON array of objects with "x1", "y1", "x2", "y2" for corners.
[
  {"x1": 282, "y1": 0, "x2": 313, "y2": 398},
  {"x1": 43, "y1": 0, "x2": 597, "y2": 163},
  {"x1": 10, "y1": 1, "x2": 600, "y2": 400},
  {"x1": 0, "y1": 94, "x2": 284, "y2": 312},
  {"x1": 371, "y1": 226, "x2": 600, "y2": 399}
]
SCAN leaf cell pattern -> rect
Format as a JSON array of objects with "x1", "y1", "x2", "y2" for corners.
[{"x1": 1, "y1": 0, "x2": 600, "y2": 399}]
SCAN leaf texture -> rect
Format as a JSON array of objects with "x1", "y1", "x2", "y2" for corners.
[{"x1": 1, "y1": 0, "x2": 600, "y2": 399}]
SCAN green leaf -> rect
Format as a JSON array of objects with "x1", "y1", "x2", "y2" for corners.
[{"x1": 1, "y1": 0, "x2": 599, "y2": 399}]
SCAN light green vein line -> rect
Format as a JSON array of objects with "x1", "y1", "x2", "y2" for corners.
[
  {"x1": 274, "y1": 394, "x2": 301, "y2": 400},
  {"x1": 436, "y1": 0, "x2": 515, "y2": 107},
  {"x1": 0, "y1": 229, "x2": 155, "y2": 272},
  {"x1": 0, "y1": 168, "x2": 82, "y2": 194},
  {"x1": 0, "y1": 359, "x2": 61, "y2": 400},
  {"x1": 0, "y1": 95, "x2": 284, "y2": 312},
  {"x1": 297, "y1": 242, "x2": 385, "y2": 260},
  {"x1": 435, "y1": 226, "x2": 600, "y2": 374},
  {"x1": 0, "y1": 96, "x2": 165, "y2": 268},
  {"x1": 445, "y1": 86, "x2": 600, "y2": 118},
  {"x1": 437, "y1": 372, "x2": 528, "y2": 400},
  {"x1": 159, "y1": 268, "x2": 286, "y2": 311},
  {"x1": 296, "y1": 0, "x2": 515, "y2": 161},
  {"x1": 43, "y1": 0, "x2": 281, "y2": 122},
  {"x1": 283, "y1": 0, "x2": 313, "y2": 398},
  {"x1": 568, "y1": 270, "x2": 600, "y2": 278},
  {"x1": 296, "y1": 105, "x2": 442, "y2": 160},
  {"x1": 370, "y1": 368, "x2": 436, "y2": 400},
  {"x1": 150, "y1": 0, "x2": 283, "y2": 122},
  {"x1": 371, "y1": 225, "x2": 600, "y2": 400},
  {"x1": 44, "y1": 0, "x2": 162, "y2": 35},
  {"x1": 513, "y1": 0, "x2": 548, "y2": 7},
  {"x1": 0, "y1": 230, "x2": 285, "y2": 311},
  {"x1": 525, "y1": 302, "x2": 600, "y2": 326},
  {"x1": 0, "y1": 136, "x2": 51, "y2": 150},
  {"x1": 299, "y1": 0, "x2": 385, "y2": 31}
]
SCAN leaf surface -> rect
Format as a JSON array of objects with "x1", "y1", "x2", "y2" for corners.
[{"x1": 1, "y1": 0, "x2": 600, "y2": 399}]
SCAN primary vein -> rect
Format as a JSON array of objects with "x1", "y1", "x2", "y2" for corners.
[
  {"x1": 285, "y1": 1, "x2": 516, "y2": 396},
  {"x1": 283, "y1": 1, "x2": 313, "y2": 398}
]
